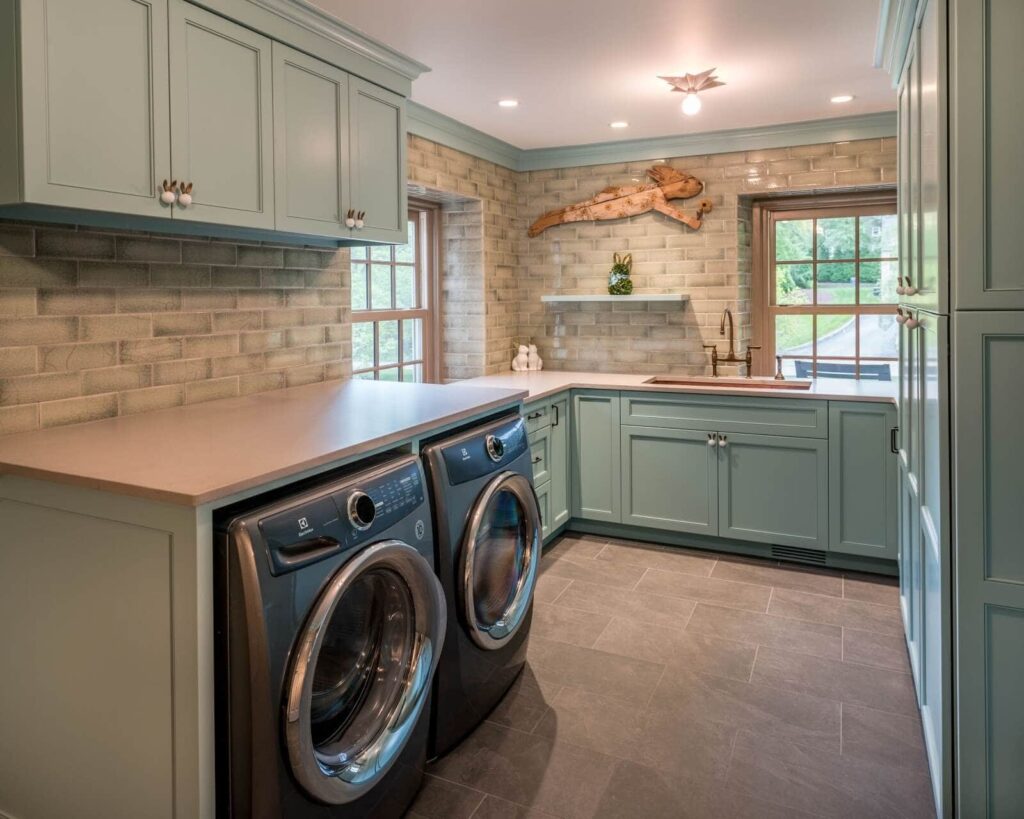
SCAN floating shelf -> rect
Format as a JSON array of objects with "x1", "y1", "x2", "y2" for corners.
[{"x1": 540, "y1": 294, "x2": 689, "y2": 304}]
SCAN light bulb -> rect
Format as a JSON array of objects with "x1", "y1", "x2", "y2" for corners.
[
  {"x1": 498, "y1": 99, "x2": 519, "y2": 108},
  {"x1": 681, "y1": 92, "x2": 702, "y2": 116}
]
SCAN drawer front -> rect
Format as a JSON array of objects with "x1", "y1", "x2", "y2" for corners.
[
  {"x1": 528, "y1": 429, "x2": 551, "y2": 486},
  {"x1": 534, "y1": 479, "x2": 552, "y2": 541},
  {"x1": 523, "y1": 402, "x2": 551, "y2": 434},
  {"x1": 621, "y1": 392, "x2": 828, "y2": 438}
]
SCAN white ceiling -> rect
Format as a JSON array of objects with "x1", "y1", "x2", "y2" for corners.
[{"x1": 313, "y1": 0, "x2": 894, "y2": 150}]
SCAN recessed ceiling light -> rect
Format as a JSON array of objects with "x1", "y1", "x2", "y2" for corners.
[
  {"x1": 497, "y1": 99, "x2": 519, "y2": 108},
  {"x1": 610, "y1": 121, "x2": 629, "y2": 129},
  {"x1": 830, "y1": 94, "x2": 855, "y2": 103}
]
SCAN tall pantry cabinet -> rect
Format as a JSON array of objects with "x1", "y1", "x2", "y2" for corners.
[{"x1": 891, "y1": 0, "x2": 1024, "y2": 815}]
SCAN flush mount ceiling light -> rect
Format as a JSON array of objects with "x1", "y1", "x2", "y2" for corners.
[
  {"x1": 610, "y1": 121, "x2": 629, "y2": 129},
  {"x1": 830, "y1": 94, "x2": 855, "y2": 103},
  {"x1": 497, "y1": 99, "x2": 519, "y2": 108},
  {"x1": 659, "y1": 69, "x2": 725, "y2": 116}
]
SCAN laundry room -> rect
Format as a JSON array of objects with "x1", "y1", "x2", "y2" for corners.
[{"x1": 0, "y1": 0, "x2": 1019, "y2": 817}]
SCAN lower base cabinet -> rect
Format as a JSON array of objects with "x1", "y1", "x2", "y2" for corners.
[
  {"x1": 572, "y1": 389, "x2": 896, "y2": 563},
  {"x1": 524, "y1": 392, "x2": 569, "y2": 541}
]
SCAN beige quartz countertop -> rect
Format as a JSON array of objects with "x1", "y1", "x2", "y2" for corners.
[
  {"x1": 0, "y1": 380, "x2": 525, "y2": 506},
  {"x1": 457, "y1": 370, "x2": 898, "y2": 404}
]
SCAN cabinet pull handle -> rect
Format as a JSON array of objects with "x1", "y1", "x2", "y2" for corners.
[
  {"x1": 707, "y1": 433, "x2": 717, "y2": 446},
  {"x1": 527, "y1": 411, "x2": 543, "y2": 420},
  {"x1": 718, "y1": 434, "x2": 728, "y2": 447},
  {"x1": 552, "y1": 404, "x2": 559, "y2": 426},
  {"x1": 532, "y1": 456, "x2": 542, "y2": 464},
  {"x1": 177, "y1": 181, "x2": 194, "y2": 207},
  {"x1": 160, "y1": 179, "x2": 177, "y2": 205},
  {"x1": 345, "y1": 208, "x2": 356, "y2": 228},
  {"x1": 890, "y1": 427, "x2": 899, "y2": 454}
]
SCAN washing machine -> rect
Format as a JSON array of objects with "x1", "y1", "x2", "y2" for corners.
[
  {"x1": 421, "y1": 413, "x2": 543, "y2": 757},
  {"x1": 214, "y1": 453, "x2": 446, "y2": 818}
]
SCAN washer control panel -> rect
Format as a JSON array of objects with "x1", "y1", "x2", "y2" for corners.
[{"x1": 257, "y1": 459, "x2": 426, "y2": 575}]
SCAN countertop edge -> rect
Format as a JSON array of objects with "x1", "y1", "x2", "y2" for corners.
[
  {"x1": 0, "y1": 389, "x2": 528, "y2": 507},
  {"x1": 505, "y1": 379, "x2": 898, "y2": 405}
]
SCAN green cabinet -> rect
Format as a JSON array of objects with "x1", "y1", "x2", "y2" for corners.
[
  {"x1": 348, "y1": 77, "x2": 407, "y2": 243},
  {"x1": 0, "y1": 0, "x2": 411, "y2": 243},
  {"x1": 8, "y1": 0, "x2": 171, "y2": 215},
  {"x1": 954, "y1": 311, "x2": 1024, "y2": 815},
  {"x1": 571, "y1": 391, "x2": 620, "y2": 524},
  {"x1": 272, "y1": 43, "x2": 350, "y2": 238},
  {"x1": 828, "y1": 402, "x2": 898, "y2": 560},
  {"x1": 524, "y1": 392, "x2": 569, "y2": 541},
  {"x1": 620, "y1": 426, "x2": 718, "y2": 535},
  {"x1": 718, "y1": 433, "x2": 828, "y2": 552},
  {"x1": 168, "y1": 0, "x2": 275, "y2": 230}
]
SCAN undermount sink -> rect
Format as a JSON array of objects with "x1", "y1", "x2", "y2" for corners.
[{"x1": 644, "y1": 375, "x2": 813, "y2": 390}]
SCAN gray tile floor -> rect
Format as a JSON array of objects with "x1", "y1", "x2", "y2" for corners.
[{"x1": 408, "y1": 534, "x2": 935, "y2": 819}]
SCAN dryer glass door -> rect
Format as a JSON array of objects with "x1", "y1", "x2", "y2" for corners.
[
  {"x1": 284, "y1": 541, "x2": 445, "y2": 805},
  {"x1": 461, "y1": 471, "x2": 542, "y2": 649}
]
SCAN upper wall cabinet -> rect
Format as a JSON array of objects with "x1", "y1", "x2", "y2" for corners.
[
  {"x1": 0, "y1": 0, "x2": 419, "y2": 244},
  {"x1": 272, "y1": 43, "x2": 349, "y2": 238},
  {"x1": 4, "y1": 0, "x2": 172, "y2": 216},
  {"x1": 951, "y1": 0, "x2": 1024, "y2": 308},
  {"x1": 169, "y1": 0, "x2": 275, "y2": 230},
  {"x1": 348, "y1": 77, "x2": 407, "y2": 243}
]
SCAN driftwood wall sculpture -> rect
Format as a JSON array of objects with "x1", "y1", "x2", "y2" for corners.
[{"x1": 527, "y1": 166, "x2": 712, "y2": 237}]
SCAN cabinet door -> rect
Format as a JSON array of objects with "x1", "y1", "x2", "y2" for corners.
[
  {"x1": 571, "y1": 391, "x2": 620, "y2": 523},
  {"x1": 954, "y1": 312, "x2": 1024, "y2": 815},
  {"x1": 534, "y1": 480, "x2": 552, "y2": 542},
  {"x1": 828, "y1": 402, "x2": 898, "y2": 560},
  {"x1": 348, "y1": 77, "x2": 407, "y2": 243},
  {"x1": 951, "y1": 0, "x2": 1024, "y2": 308},
  {"x1": 168, "y1": 0, "x2": 274, "y2": 229},
  {"x1": 271, "y1": 43, "x2": 348, "y2": 237},
  {"x1": 18, "y1": 0, "x2": 171, "y2": 215},
  {"x1": 908, "y1": 0, "x2": 947, "y2": 314},
  {"x1": 548, "y1": 396, "x2": 570, "y2": 532},
  {"x1": 899, "y1": 462, "x2": 923, "y2": 687},
  {"x1": 621, "y1": 426, "x2": 718, "y2": 535},
  {"x1": 718, "y1": 433, "x2": 828, "y2": 551}
]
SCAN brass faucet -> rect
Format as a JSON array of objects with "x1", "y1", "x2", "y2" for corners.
[{"x1": 703, "y1": 307, "x2": 761, "y2": 377}]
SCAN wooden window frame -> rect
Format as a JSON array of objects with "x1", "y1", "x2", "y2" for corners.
[
  {"x1": 751, "y1": 191, "x2": 898, "y2": 378},
  {"x1": 351, "y1": 201, "x2": 440, "y2": 382}
]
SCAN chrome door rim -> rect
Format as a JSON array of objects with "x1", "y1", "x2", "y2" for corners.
[
  {"x1": 284, "y1": 540, "x2": 446, "y2": 805},
  {"x1": 460, "y1": 471, "x2": 542, "y2": 650}
]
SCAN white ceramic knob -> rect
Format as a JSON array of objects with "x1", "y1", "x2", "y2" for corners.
[
  {"x1": 717, "y1": 436, "x2": 728, "y2": 447},
  {"x1": 160, "y1": 190, "x2": 176, "y2": 205},
  {"x1": 177, "y1": 192, "x2": 192, "y2": 208},
  {"x1": 905, "y1": 317, "x2": 920, "y2": 329},
  {"x1": 355, "y1": 218, "x2": 364, "y2": 229},
  {"x1": 345, "y1": 217, "x2": 356, "y2": 228}
]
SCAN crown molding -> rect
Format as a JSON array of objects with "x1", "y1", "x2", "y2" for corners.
[
  {"x1": 247, "y1": 0, "x2": 430, "y2": 80},
  {"x1": 407, "y1": 105, "x2": 897, "y2": 173},
  {"x1": 874, "y1": 0, "x2": 921, "y2": 85},
  {"x1": 407, "y1": 102, "x2": 521, "y2": 169}
]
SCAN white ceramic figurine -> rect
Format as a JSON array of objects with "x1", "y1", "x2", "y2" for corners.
[
  {"x1": 527, "y1": 344, "x2": 543, "y2": 371},
  {"x1": 512, "y1": 344, "x2": 530, "y2": 371}
]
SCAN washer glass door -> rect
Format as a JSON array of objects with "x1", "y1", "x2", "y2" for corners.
[
  {"x1": 461, "y1": 471, "x2": 542, "y2": 649},
  {"x1": 285, "y1": 541, "x2": 445, "y2": 805}
]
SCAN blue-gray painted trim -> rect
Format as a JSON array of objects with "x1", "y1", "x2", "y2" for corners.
[
  {"x1": 875, "y1": 0, "x2": 921, "y2": 84},
  {"x1": 406, "y1": 102, "x2": 521, "y2": 170},
  {"x1": 407, "y1": 104, "x2": 897, "y2": 172}
]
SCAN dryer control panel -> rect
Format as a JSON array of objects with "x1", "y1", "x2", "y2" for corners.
[
  {"x1": 257, "y1": 459, "x2": 426, "y2": 575},
  {"x1": 441, "y1": 417, "x2": 528, "y2": 485}
]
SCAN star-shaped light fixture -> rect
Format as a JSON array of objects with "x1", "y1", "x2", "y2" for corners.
[{"x1": 658, "y1": 69, "x2": 725, "y2": 115}]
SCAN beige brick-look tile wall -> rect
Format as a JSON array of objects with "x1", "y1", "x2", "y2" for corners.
[
  {"x1": 518, "y1": 138, "x2": 896, "y2": 375},
  {"x1": 0, "y1": 223, "x2": 349, "y2": 434},
  {"x1": 407, "y1": 135, "x2": 522, "y2": 377}
]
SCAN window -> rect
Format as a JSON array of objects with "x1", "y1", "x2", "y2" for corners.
[
  {"x1": 351, "y1": 206, "x2": 437, "y2": 382},
  {"x1": 753, "y1": 193, "x2": 898, "y2": 381}
]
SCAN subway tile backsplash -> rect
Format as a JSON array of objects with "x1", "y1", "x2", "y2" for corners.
[{"x1": 0, "y1": 224, "x2": 350, "y2": 434}]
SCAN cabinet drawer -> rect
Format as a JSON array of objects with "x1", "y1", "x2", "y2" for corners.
[
  {"x1": 523, "y1": 402, "x2": 551, "y2": 434},
  {"x1": 527, "y1": 429, "x2": 551, "y2": 485},
  {"x1": 534, "y1": 479, "x2": 552, "y2": 541},
  {"x1": 621, "y1": 392, "x2": 828, "y2": 438}
]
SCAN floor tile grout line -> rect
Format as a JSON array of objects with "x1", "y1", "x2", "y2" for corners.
[
  {"x1": 839, "y1": 701, "x2": 844, "y2": 756},
  {"x1": 765, "y1": 585, "x2": 774, "y2": 614},
  {"x1": 748, "y1": 644, "x2": 760, "y2": 683},
  {"x1": 464, "y1": 791, "x2": 489, "y2": 819},
  {"x1": 630, "y1": 566, "x2": 650, "y2": 591},
  {"x1": 587, "y1": 614, "x2": 615, "y2": 649}
]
